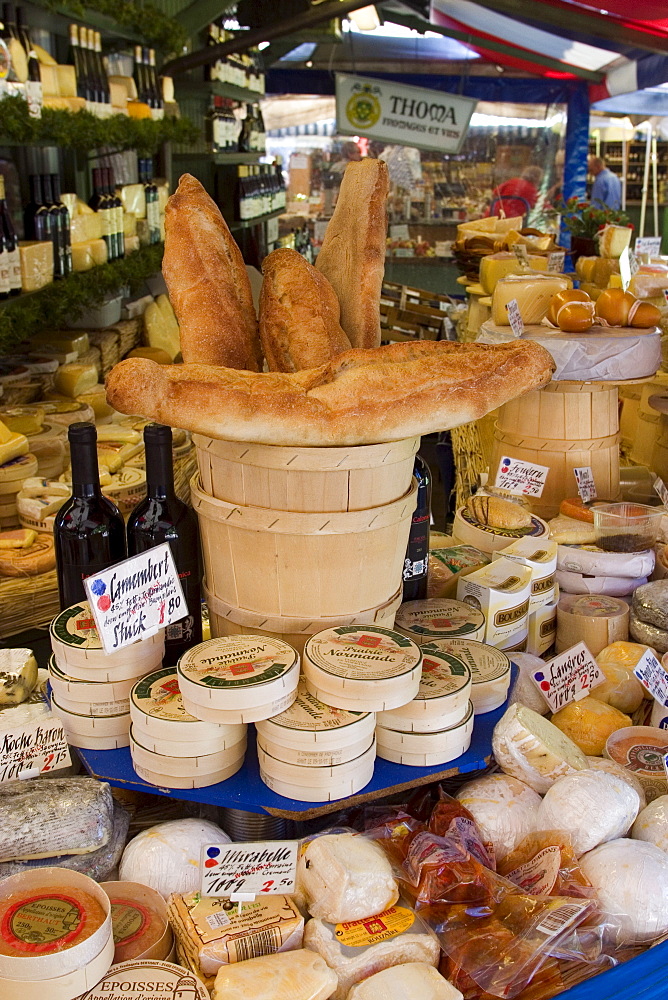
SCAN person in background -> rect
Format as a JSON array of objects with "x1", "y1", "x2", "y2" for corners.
[
  {"x1": 588, "y1": 155, "x2": 622, "y2": 210},
  {"x1": 487, "y1": 165, "x2": 543, "y2": 219}
]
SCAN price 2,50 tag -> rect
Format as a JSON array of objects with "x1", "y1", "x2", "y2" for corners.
[
  {"x1": 202, "y1": 841, "x2": 299, "y2": 898},
  {"x1": 530, "y1": 641, "x2": 605, "y2": 713}
]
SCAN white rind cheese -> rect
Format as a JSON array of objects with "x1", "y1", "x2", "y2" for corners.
[
  {"x1": 118, "y1": 818, "x2": 230, "y2": 899},
  {"x1": 0, "y1": 647, "x2": 38, "y2": 705},
  {"x1": 557, "y1": 545, "x2": 655, "y2": 579},
  {"x1": 585, "y1": 756, "x2": 647, "y2": 809},
  {"x1": 346, "y1": 963, "x2": 463, "y2": 1000},
  {"x1": 297, "y1": 833, "x2": 398, "y2": 923},
  {"x1": 556, "y1": 569, "x2": 647, "y2": 597},
  {"x1": 536, "y1": 768, "x2": 640, "y2": 855},
  {"x1": 212, "y1": 949, "x2": 339, "y2": 1000},
  {"x1": 580, "y1": 839, "x2": 668, "y2": 944},
  {"x1": 632, "y1": 795, "x2": 668, "y2": 853},
  {"x1": 507, "y1": 652, "x2": 550, "y2": 715},
  {"x1": 456, "y1": 774, "x2": 542, "y2": 861},
  {"x1": 492, "y1": 703, "x2": 587, "y2": 793}
]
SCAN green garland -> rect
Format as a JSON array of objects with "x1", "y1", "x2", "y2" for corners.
[
  {"x1": 0, "y1": 243, "x2": 164, "y2": 351},
  {"x1": 0, "y1": 96, "x2": 201, "y2": 154},
  {"x1": 42, "y1": 0, "x2": 188, "y2": 56}
]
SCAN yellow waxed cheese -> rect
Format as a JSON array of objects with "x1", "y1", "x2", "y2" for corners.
[
  {"x1": 550, "y1": 696, "x2": 632, "y2": 756},
  {"x1": 78, "y1": 384, "x2": 114, "y2": 420},
  {"x1": 0, "y1": 431, "x2": 29, "y2": 465},
  {"x1": 32, "y1": 331, "x2": 90, "y2": 355},
  {"x1": 0, "y1": 407, "x2": 45, "y2": 435},
  {"x1": 575, "y1": 256, "x2": 597, "y2": 282},
  {"x1": 123, "y1": 211, "x2": 138, "y2": 237},
  {"x1": 39, "y1": 63, "x2": 59, "y2": 96},
  {"x1": 95, "y1": 427, "x2": 141, "y2": 444},
  {"x1": 0, "y1": 420, "x2": 12, "y2": 445},
  {"x1": 71, "y1": 241, "x2": 95, "y2": 272},
  {"x1": 34, "y1": 44, "x2": 56, "y2": 66},
  {"x1": 19, "y1": 241, "x2": 53, "y2": 292},
  {"x1": 492, "y1": 273, "x2": 572, "y2": 326},
  {"x1": 479, "y1": 253, "x2": 548, "y2": 295},
  {"x1": 599, "y1": 224, "x2": 633, "y2": 259},
  {"x1": 125, "y1": 234, "x2": 140, "y2": 255},
  {"x1": 53, "y1": 363, "x2": 98, "y2": 398},
  {"x1": 144, "y1": 299, "x2": 180, "y2": 361},
  {"x1": 608, "y1": 273, "x2": 623, "y2": 289},
  {"x1": 56, "y1": 64, "x2": 77, "y2": 98},
  {"x1": 120, "y1": 183, "x2": 146, "y2": 219}
]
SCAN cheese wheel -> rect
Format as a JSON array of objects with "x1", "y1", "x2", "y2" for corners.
[
  {"x1": 492, "y1": 703, "x2": 587, "y2": 793},
  {"x1": 453, "y1": 507, "x2": 550, "y2": 555},
  {"x1": 605, "y1": 725, "x2": 668, "y2": 802},
  {"x1": 347, "y1": 963, "x2": 462, "y2": 1000},
  {"x1": 256, "y1": 679, "x2": 375, "y2": 751},
  {"x1": 594, "y1": 642, "x2": 647, "y2": 714},
  {"x1": 394, "y1": 598, "x2": 485, "y2": 644},
  {"x1": 550, "y1": 697, "x2": 632, "y2": 756},
  {"x1": 556, "y1": 594, "x2": 629, "y2": 656},
  {"x1": 629, "y1": 611, "x2": 668, "y2": 653},
  {"x1": 595, "y1": 288, "x2": 635, "y2": 327},
  {"x1": 559, "y1": 498, "x2": 596, "y2": 524},
  {"x1": 0, "y1": 532, "x2": 54, "y2": 576},
  {"x1": 631, "y1": 795, "x2": 668, "y2": 853},
  {"x1": 455, "y1": 774, "x2": 541, "y2": 861},
  {"x1": 585, "y1": 756, "x2": 647, "y2": 808},
  {"x1": 118, "y1": 818, "x2": 231, "y2": 899},
  {"x1": 548, "y1": 515, "x2": 597, "y2": 545},
  {"x1": 423, "y1": 637, "x2": 510, "y2": 715},
  {"x1": 536, "y1": 769, "x2": 640, "y2": 856},
  {"x1": 633, "y1": 581, "x2": 668, "y2": 630},
  {"x1": 101, "y1": 881, "x2": 171, "y2": 964},
  {"x1": 376, "y1": 645, "x2": 471, "y2": 732},
  {"x1": 557, "y1": 545, "x2": 655, "y2": 579},
  {"x1": 556, "y1": 568, "x2": 647, "y2": 597}
]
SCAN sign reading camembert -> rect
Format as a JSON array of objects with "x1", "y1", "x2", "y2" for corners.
[{"x1": 335, "y1": 73, "x2": 476, "y2": 154}]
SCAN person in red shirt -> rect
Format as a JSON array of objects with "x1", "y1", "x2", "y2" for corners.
[{"x1": 488, "y1": 165, "x2": 543, "y2": 220}]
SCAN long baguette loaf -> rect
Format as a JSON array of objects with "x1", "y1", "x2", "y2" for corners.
[
  {"x1": 316, "y1": 158, "x2": 389, "y2": 349},
  {"x1": 260, "y1": 248, "x2": 351, "y2": 371},
  {"x1": 106, "y1": 339, "x2": 554, "y2": 447},
  {"x1": 162, "y1": 173, "x2": 262, "y2": 371}
]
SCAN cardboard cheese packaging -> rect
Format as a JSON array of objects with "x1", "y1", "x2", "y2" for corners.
[
  {"x1": 71, "y1": 960, "x2": 209, "y2": 1000},
  {"x1": 167, "y1": 890, "x2": 303, "y2": 985},
  {"x1": 376, "y1": 643, "x2": 472, "y2": 732},
  {"x1": 605, "y1": 726, "x2": 668, "y2": 802},
  {"x1": 375, "y1": 701, "x2": 474, "y2": 766},
  {"x1": 495, "y1": 538, "x2": 557, "y2": 611},
  {"x1": 101, "y1": 881, "x2": 172, "y2": 964},
  {"x1": 424, "y1": 637, "x2": 511, "y2": 714},
  {"x1": 50, "y1": 602, "x2": 165, "y2": 681},
  {"x1": 255, "y1": 678, "x2": 375, "y2": 752},
  {"x1": 527, "y1": 598, "x2": 558, "y2": 655},
  {"x1": 131, "y1": 666, "x2": 245, "y2": 746},
  {"x1": 394, "y1": 598, "x2": 485, "y2": 644},
  {"x1": 457, "y1": 557, "x2": 532, "y2": 648}
]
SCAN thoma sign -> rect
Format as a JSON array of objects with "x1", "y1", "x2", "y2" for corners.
[{"x1": 335, "y1": 73, "x2": 476, "y2": 154}]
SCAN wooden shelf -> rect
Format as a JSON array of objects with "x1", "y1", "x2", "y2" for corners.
[
  {"x1": 230, "y1": 207, "x2": 284, "y2": 231},
  {"x1": 176, "y1": 79, "x2": 265, "y2": 104},
  {"x1": 173, "y1": 151, "x2": 262, "y2": 165}
]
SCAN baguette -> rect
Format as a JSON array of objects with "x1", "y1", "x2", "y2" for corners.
[
  {"x1": 106, "y1": 339, "x2": 555, "y2": 448},
  {"x1": 316, "y1": 158, "x2": 389, "y2": 349},
  {"x1": 162, "y1": 173, "x2": 262, "y2": 371},
  {"x1": 260, "y1": 248, "x2": 351, "y2": 372}
]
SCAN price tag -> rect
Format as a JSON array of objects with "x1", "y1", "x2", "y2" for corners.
[
  {"x1": 530, "y1": 641, "x2": 605, "y2": 713},
  {"x1": 202, "y1": 841, "x2": 299, "y2": 898},
  {"x1": 505, "y1": 298, "x2": 525, "y2": 338},
  {"x1": 654, "y1": 476, "x2": 668, "y2": 506},
  {"x1": 84, "y1": 542, "x2": 187, "y2": 656},
  {"x1": 574, "y1": 466, "x2": 597, "y2": 502},
  {"x1": 390, "y1": 224, "x2": 410, "y2": 240},
  {"x1": 547, "y1": 251, "x2": 565, "y2": 273},
  {"x1": 635, "y1": 236, "x2": 662, "y2": 258},
  {"x1": 620, "y1": 247, "x2": 640, "y2": 290},
  {"x1": 634, "y1": 648, "x2": 668, "y2": 707},
  {"x1": 494, "y1": 456, "x2": 549, "y2": 497},
  {"x1": 511, "y1": 243, "x2": 530, "y2": 266},
  {"x1": 0, "y1": 713, "x2": 71, "y2": 782}
]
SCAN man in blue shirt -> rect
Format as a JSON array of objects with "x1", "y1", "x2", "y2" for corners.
[{"x1": 588, "y1": 156, "x2": 622, "y2": 210}]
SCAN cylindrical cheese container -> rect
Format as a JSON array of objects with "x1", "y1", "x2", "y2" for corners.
[
  {"x1": 303, "y1": 626, "x2": 422, "y2": 712},
  {"x1": 376, "y1": 700, "x2": 474, "y2": 765},
  {"x1": 527, "y1": 598, "x2": 558, "y2": 656},
  {"x1": 133, "y1": 748, "x2": 246, "y2": 789},
  {"x1": 376, "y1": 643, "x2": 471, "y2": 732},
  {"x1": 556, "y1": 594, "x2": 629, "y2": 655},
  {"x1": 605, "y1": 726, "x2": 668, "y2": 802},
  {"x1": 255, "y1": 678, "x2": 376, "y2": 751},
  {"x1": 453, "y1": 505, "x2": 550, "y2": 554},
  {"x1": 130, "y1": 727, "x2": 247, "y2": 776},
  {"x1": 100, "y1": 882, "x2": 172, "y2": 964},
  {"x1": 421, "y1": 637, "x2": 511, "y2": 714},
  {"x1": 256, "y1": 732, "x2": 373, "y2": 767},
  {"x1": 259, "y1": 748, "x2": 375, "y2": 802},
  {"x1": 394, "y1": 598, "x2": 485, "y2": 645},
  {"x1": 50, "y1": 693, "x2": 130, "y2": 737},
  {"x1": 176, "y1": 636, "x2": 300, "y2": 723},
  {"x1": 48, "y1": 656, "x2": 136, "y2": 713},
  {"x1": 457, "y1": 556, "x2": 531, "y2": 650},
  {"x1": 50, "y1": 602, "x2": 165, "y2": 681},
  {"x1": 257, "y1": 739, "x2": 375, "y2": 786},
  {"x1": 130, "y1": 667, "x2": 245, "y2": 744},
  {"x1": 493, "y1": 538, "x2": 557, "y2": 611}
]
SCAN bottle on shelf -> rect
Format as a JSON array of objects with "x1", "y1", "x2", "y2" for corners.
[
  {"x1": 89, "y1": 166, "x2": 114, "y2": 260},
  {"x1": 54, "y1": 422, "x2": 127, "y2": 611},
  {"x1": 207, "y1": 96, "x2": 221, "y2": 152},
  {"x1": 105, "y1": 167, "x2": 124, "y2": 260},
  {"x1": 24, "y1": 173, "x2": 50, "y2": 241},
  {"x1": 15, "y1": 5, "x2": 41, "y2": 117},
  {"x1": 0, "y1": 174, "x2": 21, "y2": 296},
  {"x1": 127, "y1": 424, "x2": 202, "y2": 665},
  {"x1": 402, "y1": 453, "x2": 431, "y2": 602},
  {"x1": 255, "y1": 103, "x2": 266, "y2": 153},
  {"x1": 133, "y1": 44, "x2": 146, "y2": 104},
  {"x1": 236, "y1": 165, "x2": 248, "y2": 220},
  {"x1": 1, "y1": 3, "x2": 22, "y2": 84},
  {"x1": 68, "y1": 23, "x2": 89, "y2": 104},
  {"x1": 41, "y1": 173, "x2": 66, "y2": 280},
  {"x1": 50, "y1": 173, "x2": 72, "y2": 277},
  {"x1": 238, "y1": 104, "x2": 252, "y2": 153},
  {"x1": 147, "y1": 49, "x2": 163, "y2": 113},
  {"x1": 91, "y1": 28, "x2": 110, "y2": 108},
  {"x1": 140, "y1": 158, "x2": 160, "y2": 244}
]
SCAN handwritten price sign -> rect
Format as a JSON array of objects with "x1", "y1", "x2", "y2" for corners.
[
  {"x1": 634, "y1": 648, "x2": 668, "y2": 707},
  {"x1": 201, "y1": 841, "x2": 299, "y2": 898},
  {"x1": 574, "y1": 467, "x2": 597, "y2": 503},
  {"x1": 530, "y1": 641, "x2": 605, "y2": 713},
  {"x1": 0, "y1": 713, "x2": 71, "y2": 782},
  {"x1": 495, "y1": 456, "x2": 549, "y2": 497}
]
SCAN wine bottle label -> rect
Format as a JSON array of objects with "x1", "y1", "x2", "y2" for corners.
[
  {"x1": 7, "y1": 248, "x2": 21, "y2": 290},
  {"x1": 165, "y1": 614, "x2": 195, "y2": 644},
  {"x1": 100, "y1": 208, "x2": 111, "y2": 238},
  {"x1": 403, "y1": 513, "x2": 430, "y2": 581},
  {"x1": 0, "y1": 252, "x2": 10, "y2": 294},
  {"x1": 25, "y1": 80, "x2": 43, "y2": 119}
]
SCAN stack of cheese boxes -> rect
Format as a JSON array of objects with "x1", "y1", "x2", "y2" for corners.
[{"x1": 48, "y1": 601, "x2": 165, "y2": 749}]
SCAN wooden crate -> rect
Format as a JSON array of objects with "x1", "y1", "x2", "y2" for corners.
[{"x1": 380, "y1": 281, "x2": 452, "y2": 342}]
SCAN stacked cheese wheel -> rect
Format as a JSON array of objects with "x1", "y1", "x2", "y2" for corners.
[
  {"x1": 130, "y1": 667, "x2": 247, "y2": 789},
  {"x1": 0, "y1": 451, "x2": 38, "y2": 530},
  {"x1": 394, "y1": 598, "x2": 485, "y2": 645},
  {"x1": 256, "y1": 681, "x2": 377, "y2": 800},
  {"x1": 375, "y1": 642, "x2": 473, "y2": 765},
  {"x1": 557, "y1": 543, "x2": 655, "y2": 598},
  {"x1": 426, "y1": 636, "x2": 511, "y2": 714},
  {"x1": 49, "y1": 602, "x2": 165, "y2": 749}
]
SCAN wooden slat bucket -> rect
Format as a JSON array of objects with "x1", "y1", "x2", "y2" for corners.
[
  {"x1": 204, "y1": 584, "x2": 403, "y2": 655},
  {"x1": 193, "y1": 436, "x2": 419, "y2": 512},
  {"x1": 192, "y1": 475, "x2": 417, "y2": 618}
]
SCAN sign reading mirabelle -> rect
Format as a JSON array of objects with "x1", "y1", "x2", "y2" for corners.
[{"x1": 335, "y1": 73, "x2": 477, "y2": 154}]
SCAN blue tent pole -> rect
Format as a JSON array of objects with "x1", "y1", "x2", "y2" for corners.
[{"x1": 561, "y1": 81, "x2": 590, "y2": 250}]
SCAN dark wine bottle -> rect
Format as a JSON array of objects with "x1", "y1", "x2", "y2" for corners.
[
  {"x1": 54, "y1": 422, "x2": 127, "y2": 610},
  {"x1": 127, "y1": 424, "x2": 202, "y2": 665},
  {"x1": 50, "y1": 173, "x2": 72, "y2": 277},
  {"x1": 89, "y1": 166, "x2": 114, "y2": 259},
  {"x1": 0, "y1": 174, "x2": 20, "y2": 295},
  {"x1": 42, "y1": 173, "x2": 66, "y2": 279},
  {"x1": 15, "y1": 6, "x2": 42, "y2": 117},
  {"x1": 68, "y1": 23, "x2": 89, "y2": 103},
  {"x1": 133, "y1": 44, "x2": 146, "y2": 104},
  {"x1": 24, "y1": 173, "x2": 49, "y2": 241},
  {"x1": 402, "y1": 453, "x2": 432, "y2": 602},
  {"x1": 105, "y1": 167, "x2": 124, "y2": 259}
]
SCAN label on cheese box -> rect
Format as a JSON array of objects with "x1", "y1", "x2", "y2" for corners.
[
  {"x1": 634, "y1": 648, "x2": 668, "y2": 707},
  {"x1": 335, "y1": 905, "x2": 414, "y2": 947},
  {"x1": 574, "y1": 466, "x2": 597, "y2": 502},
  {"x1": 201, "y1": 841, "x2": 299, "y2": 897},
  {"x1": 495, "y1": 456, "x2": 549, "y2": 497},
  {"x1": 505, "y1": 845, "x2": 562, "y2": 895},
  {"x1": 547, "y1": 251, "x2": 565, "y2": 273},
  {"x1": 530, "y1": 640, "x2": 605, "y2": 713},
  {"x1": 635, "y1": 236, "x2": 662, "y2": 258},
  {"x1": 0, "y1": 713, "x2": 71, "y2": 782},
  {"x1": 505, "y1": 298, "x2": 525, "y2": 338},
  {"x1": 84, "y1": 543, "x2": 184, "y2": 655},
  {"x1": 78, "y1": 960, "x2": 209, "y2": 1000}
]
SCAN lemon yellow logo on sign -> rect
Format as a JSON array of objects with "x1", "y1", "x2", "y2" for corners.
[{"x1": 346, "y1": 90, "x2": 381, "y2": 130}]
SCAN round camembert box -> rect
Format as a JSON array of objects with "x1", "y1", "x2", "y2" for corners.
[
  {"x1": 394, "y1": 598, "x2": 485, "y2": 645},
  {"x1": 75, "y1": 959, "x2": 209, "y2": 1000},
  {"x1": 255, "y1": 679, "x2": 376, "y2": 751},
  {"x1": 50, "y1": 603, "x2": 164, "y2": 681},
  {"x1": 303, "y1": 626, "x2": 422, "y2": 712},
  {"x1": 421, "y1": 637, "x2": 511, "y2": 714},
  {"x1": 376, "y1": 701, "x2": 474, "y2": 767},
  {"x1": 130, "y1": 726, "x2": 247, "y2": 777},
  {"x1": 176, "y1": 636, "x2": 300, "y2": 723},
  {"x1": 48, "y1": 656, "x2": 134, "y2": 717},
  {"x1": 257, "y1": 738, "x2": 375, "y2": 787},
  {"x1": 50, "y1": 692, "x2": 130, "y2": 738},
  {"x1": 256, "y1": 731, "x2": 373, "y2": 767},
  {"x1": 376, "y1": 644, "x2": 472, "y2": 732},
  {"x1": 131, "y1": 666, "x2": 245, "y2": 744}
]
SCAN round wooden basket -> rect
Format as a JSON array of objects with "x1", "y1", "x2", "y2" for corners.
[
  {"x1": 192, "y1": 474, "x2": 417, "y2": 618},
  {"x1": 193, "y1": 435, "x2": 419, "y2": 512}
]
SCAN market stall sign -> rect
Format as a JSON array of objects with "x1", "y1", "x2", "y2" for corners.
[
  {"x1": 201, "y1": 841, "x2": 299, "y2": 897},
  {"x1": 335, "y1": 73, "x2": 476, "y2": 154},
  {"x1": 0, "y1": 714, "x2": 71, "y2": 782},
  {"x1": 494, "y1": 456, "x2": 549, "y2": 497},
  {"x1": 635, "y1": 236, "x2": 661, "y2": 257},
  {"x1": 530, "y1": 641, "x2": 605, "y2": 713},
  {"x1": 574, "y1": 466, "x2": 597, "y2": 502},
  {"x1": 634, "y1": 648, "x2": 668, "y2": 707}
]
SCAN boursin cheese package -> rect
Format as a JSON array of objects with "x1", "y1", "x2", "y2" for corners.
[{"x1": 457, "y1": 557, "x2": 531, "y2": 649}]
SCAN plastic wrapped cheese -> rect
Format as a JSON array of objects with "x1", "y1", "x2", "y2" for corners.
[
  {"x1": 593, "y1": 642, "x2": 647, "y2": 713},
  {"x1": 497, "y1": 830, "x2": 595, "y2": 898},
  {"x1": 536, "y1": 769, "x2": 640, "y2": 855},
  {"x1": 631, "y1": 795, "x2": 668, "y2": 853},
  {"x1": 507, "y1": 652, "x2": 550, "y2": 715},
  {"x1": 297, "y1": 833, "x2": 398, "y2": 923},
  {"x1": 212, "y1": 949, "x2": 338, "y2": 1000},
  {"x1": 455, "y1": 774, "x2": 541, "y2": 861},
  {"x1": 550, "y1": 697, "x2": 632, "y2": 756},
  {"x1": 346, "y1": 963, "x2": 463, "y2": 1000},
  {"x1": 118, "y1": 818, "x2": 230, "y2": 899},
  {"x1": 585, "y1": 756, "x2": 646, "y2": 809},
  {"x1": 303, "y1": 905, "x2": 440, "y2": 1000},
  {"x1": 492, "y1": 703, "x2": 587, "y2": 793},
  {"x1": 580, "y1": 839, "x2": 668, "y2": 944}
]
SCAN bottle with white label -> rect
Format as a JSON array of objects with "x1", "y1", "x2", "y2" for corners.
[
  {"x1": 0, "y1": 174, "x2": 20, "y2": 296},
  {"x1": 402, "y1": 454, "x2": 432, "y2": 602}
]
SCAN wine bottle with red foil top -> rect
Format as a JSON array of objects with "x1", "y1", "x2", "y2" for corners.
[
  {"x1": 127, "y1": 423, "x2": 202, "y2": 664},
  {"x1": 402, "y1": 453, "x2": 432, "y2": 602},
  {"x1": 54, "y1": 422, "x2": 127, "y2": 609}
]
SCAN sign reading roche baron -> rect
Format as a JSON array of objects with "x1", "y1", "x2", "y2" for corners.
[{"x1": 335, "y1": 72, "x2": 477, "y2": 154}]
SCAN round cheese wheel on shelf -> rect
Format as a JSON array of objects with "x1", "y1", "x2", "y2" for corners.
[
  {"x1": 536, "y1": 768, "x2": 640, "y2": 855},
  {"x1": 130, "y1": 727, "x2": 247, "y2": 777},
  {"x1": 629, "y1": 612, "x2": 668, "y2": 653},
  {"x1": 394, "y1": 598, "x2": 485, "y2": 644},
  {"x1": 376, "y1": 644, "x2": 471, "y2": 732},
  {"x1": 556, "y1": 594, "x2": 629, "y2": 656},
  {"x1": 557, "y1": 545, "x2": 655, "y2": 579},
  {"x1": 255, "y1": 678, "x2": 375, "y2": 752},
  {"x1": 260, "y1": 761, "x2": 374, "y2": 801},
  {"x1": 605, "y1": 725, "x2": 668, "y2": 802},
  {"x1": 422, "y1": 637, "x2": 511, "y2": 715},
  {"x1": 131, "y1": 667, "x2": 243, "y2": 743},
  {"x1": 580, "y1": 839, "x2": 668, "y2": 943},
  {"x1": 257, "y1": 740, "x2": 375, "y2": 788},
  {"x1": 375, "y1": 702, "x2": 473, "y2": 764},
  {"x1": 632, "y1": 795, "x2": 668, "y2": 853},
  {"x1": 257, "y1": 732, "x2": 373, "y2": 767},
  {"x1": 456, "y1": 773, "x2": 542, "y2": 861},
  {"x1": 118, "y1": 819, "x2": 231, "y2": 899},
  {"x1": 556, "y1": 569, "x2": 647, "y2": 597},
  {"x1": 585, "y1": 755, "x2": 647, "y2": 808},
  {"x1": 550, "y1": 697, "x2": 632, "y2": 756},
  {"x1": 492, "y1": 703, "x2": 587, "y2": 793},
  {"x1": 453, "y1": 506, "x2": 550, "y2": 555}
]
